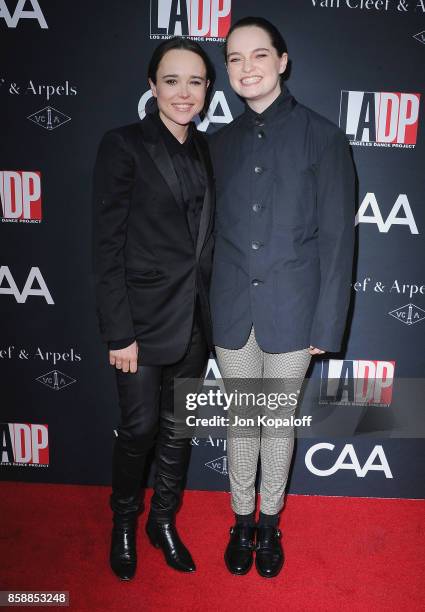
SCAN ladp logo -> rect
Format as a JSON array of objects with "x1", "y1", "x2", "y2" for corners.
[
  {"x1": 320, "y1": 360, "x2": 395, "y2": 406},
  {"x1": 150, "y1": 0, "x2": 231, "y2": 40},
  {"x1": 340, "y1": 91, "x2": 420, "y2": 147},
  {"x1": 0, "y1": 171, "x2": 42, "y2": 223},
  {"x1": 0, "y1": 423, "x2": 49, "y2": 466}
]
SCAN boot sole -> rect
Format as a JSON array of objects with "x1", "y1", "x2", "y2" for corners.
[
  {"x1": 224, "y1": 554, "x2": 253, "y2": 575},
  {"x1": 255, "y1": 559, "x2": 284, "y2": 578},
  {"x1": 110, "y1": 564, "x2": 137, "y2": 581}
]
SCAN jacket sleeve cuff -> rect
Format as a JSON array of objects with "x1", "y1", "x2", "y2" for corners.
[
  {"x1": 108, "y1": 337, "x2": 135, "y2": 351},
  {"x1": 309, "y1": 333, "x2": 343, "y2": 354}
]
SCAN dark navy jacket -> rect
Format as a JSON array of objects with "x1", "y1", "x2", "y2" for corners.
[{"x1": 209, "y1": 87, "x2": 355, "y2": 353}]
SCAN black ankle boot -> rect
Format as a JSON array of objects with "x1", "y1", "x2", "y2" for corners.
[
  {"x1": 224, "y1": 524, "x2": 256, "y2": 575},
  {"x1": 255, "y1": 526, "x2": 284, "y2": 578},
  {"x1": 145, "y1": 519, "x2": 195, "y2": 572},
  {"x1": 110, "y1": 513, "x2": 138, "y2": 581}
]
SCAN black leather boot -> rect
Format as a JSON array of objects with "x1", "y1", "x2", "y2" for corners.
[
  {"x1": 224, "y1": 524, "x2": 256, "y2": 575},
  {"x1": 110, "y1": 513, "x2": 138, "y2": 581},
  {"x1": 147, "y1": 414, "x2": 196, "y2": 572},
  {"x1": 109, "y1": 439, "x2": 146, "y2": 580},
  {"x1": 145, "y1": 519, "x2": 195, "y2": 572},
  {"x1": 255, "y1": 526, "x2": 284, "y2": 578}
]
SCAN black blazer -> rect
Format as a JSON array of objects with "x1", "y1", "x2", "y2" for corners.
[{"x1": 92, "y1": 114, "x2": 215, "y2": 365}]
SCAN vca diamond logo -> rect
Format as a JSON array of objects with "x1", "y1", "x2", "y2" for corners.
[
  {"x1": 413, "y1": 31, "x2": 425, "y2": 46},
  {"x1": 36, "y1": 370, "x2": 76, "y2": 391},
  {"x1": 205, "y1": 455, "x2": 228, "y2": 475},
  {"x1": 388, "y1": 303, "x2": 425, "y2": 326},
  {"x1": 27, "y1": 106, "x2": 71, "y2": 130}
]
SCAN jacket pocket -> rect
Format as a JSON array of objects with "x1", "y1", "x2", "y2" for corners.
[{"x1": 125, "y1": 268, "x2": 166, "y2": 283}]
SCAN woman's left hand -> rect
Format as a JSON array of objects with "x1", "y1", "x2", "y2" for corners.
[{"x1": 309, "y1": 346, "x2": 326, "y2": 355}]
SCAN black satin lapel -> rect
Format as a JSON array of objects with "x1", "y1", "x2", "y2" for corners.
[
  {"x1": 140, "y1": 119, "x2": 184, "y2": 210},
  {"x1": 193, "y1": 134, "x2": 214, "y2": 260}
]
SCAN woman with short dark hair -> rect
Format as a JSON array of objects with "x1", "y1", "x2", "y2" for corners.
[{"x1": 93, "y1": 37, "x2": 215, "y2": 581}]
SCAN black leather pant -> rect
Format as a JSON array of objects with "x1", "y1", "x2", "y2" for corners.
[{"x1": 110, "y1": 305, "x2": 208, "y2": 523}]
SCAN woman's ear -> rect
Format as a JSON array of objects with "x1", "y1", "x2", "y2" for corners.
[
  {"x1": 148, "y1": 78, "x2": 157, "y2": 98},
  {"x1": 279, "y1": 53, "x2": 289, "y2": 76}
]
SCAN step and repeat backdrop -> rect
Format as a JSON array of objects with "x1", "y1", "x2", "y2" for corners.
[{"x1": 1, "y1": 0, "x2": 425, "y2": 499}]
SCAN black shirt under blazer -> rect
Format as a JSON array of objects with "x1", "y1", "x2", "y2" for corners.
[
  {"x1": 209, "y1": 87, "x2": 355, "y2": 353},
  {"x1": 92, "y1": 113, "x2": 215, "y2": 365}
]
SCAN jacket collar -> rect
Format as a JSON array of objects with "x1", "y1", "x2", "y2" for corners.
[
  {"x1": 138, "y1": 112, "x2": 214, "y2": 261},
  {"x1": 243, "y1": 85, "x2": 297, "y2": 127},
  {"x1": 138, "y1": 113, "x2": 185, "y2": 209},
  {"x1": 150, "y1": 110, "x2": 197, "y2": 155}
]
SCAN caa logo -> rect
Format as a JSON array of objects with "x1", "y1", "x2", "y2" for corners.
[
  {"x1": 356, "y1": 193, "x2": 419, "y2": 234},
  {"x1": 0, "y1": 266, "x2": 54, "y2": 304},
  {"x1": 0, "y1": 171, "x2": 42, "y2": 223},
  {"x1": 305, "y1": 443, "x2": 393, "y2": 479},
  {"x1": 150, "y1": 0, "x2": 231, "y2": 40},
  {"x1": 0, "y1": 0, "x2": 47, "y2": 28},
  {"x1": 340, "y1": 91, "x2": 420, "y2": 148},
  {"x1": 138, "y1": 89, "x2": 233, "y2": 132},
  {"x1": 0, "y1": 423, "x2": 49, "y2": 466},
  {"x1": 320, "y1": 360, "x2": 395, "y2": 406}
]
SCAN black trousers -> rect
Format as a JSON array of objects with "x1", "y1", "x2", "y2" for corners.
[{"x1": 110, "y1": 303, "x2": 208, "y2": 523}]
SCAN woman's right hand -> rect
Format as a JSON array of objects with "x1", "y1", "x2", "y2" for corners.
[{"x1": 109, "y1": 341, "x2": 138, "y2": 373}]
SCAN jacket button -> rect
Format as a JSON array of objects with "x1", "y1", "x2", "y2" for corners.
[
  {"x1": 251, "y1": 241, "x2": 261, "y2": 250},
  {"x1": 257, "y1": 131, "x2": 265, "y2": 139},
  {"x1": 254, "y1": 118, "x2": 264, "y2": 127},
  {"x1": 254, "y1": 166, "x2": 263, "y2": 174},
  {"x1": 252, "y1": 203, "x2": 261, "y2": 212},
  {"x1": 252, "y1": 279, "x2": 263, "y2": 287}
]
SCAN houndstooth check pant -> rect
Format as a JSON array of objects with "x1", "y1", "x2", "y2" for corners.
[{"x1": 215, "y1": 326, "x2": 311, "y2": 515}]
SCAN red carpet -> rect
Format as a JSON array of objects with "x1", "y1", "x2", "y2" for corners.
[{"x1": 0, "y1": 483, "x2": 423, "y2": 611}]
